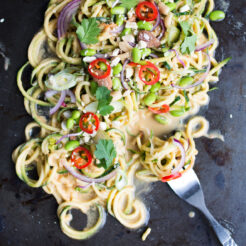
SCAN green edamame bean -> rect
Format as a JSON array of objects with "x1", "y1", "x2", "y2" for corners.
[
  {"x1": 170, "y1": 107, "x2": 185, "y2": 117},
  {"x1": 112, "y1": 77, "x2": 121, "y2": 90},
  {"x1": 150, "y1": 82, "x2": 161, "y2": 93},
  {"x1": 165, "y1": 2, "x2": 177, "y2": 11},
  {"x1": 111, "y1": 6, "x2": 126, "y2": 15},
  {"x1": 137, "y1": 21, "x2": 153, "y2": 31},
  {"x1": 209, "y1": 10, "x2": 225, "y2": 21},
  {"x1": 162, "y1": 47, "x2": 169, "y2": 53},
  {"x1": 168, "y1": 26, "x2": 180, "y2": 46},
  {"x1": 116, "y1": 14, "x2": 124, "y2": 26},
  {"x1": 65, "y1": 140, "x2": 80, "y2": 151},
  {"x1": 179, "y1": 76, "x2": 194, "y2": 87},
  {"x1": 99, "y1": 62, "x2": 107, "y2": 71},
  {"x1": 113, "y1": 63, "x2": 123, "y2": 75},
  {"x1": 141, "y1": 48, "x2": 151, "y2": 58},
  {"x1": 66, "y1": 118, "x2": 75, "y2": 129},
  {"x1": 90, "y1": 81, "x2": 98, "y2": 95},
  {"x1": 132, "y1": 47, "x2": 142, "y2": 63},
  {"x1": 154, "y1": 115, "x2": 169, "y2": 125},
  {"x1": 120, "y1": 28, "x2": 131, "y2": 37},
  {"x1": 80, "y1": 49, "x2": 96, "y2": 57},
  {"x1": 144, "y1": 93, "x2": 157, "y2": 106},
  {"x1": 71, "y1": 110, "x2": 80, "y2": 120}
]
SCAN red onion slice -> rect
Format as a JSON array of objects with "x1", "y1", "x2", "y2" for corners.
[
  {"x1": 110, "y1": 24, "x2": 124, "y2": 34},
  {"x1": 195, "y1": 39, "x2": 215, "y2": 52},
  {"x1": 61, "y1": 159, "x2": 119, "y2": 183},
  {"x1": 79, "y1": 42, "x2": 87, "y2": 50},
  {"x1": 157, "y1": 19, "x2": 165, "y2": 40},
  {"x1": 56, "y1": 131, "x2": 83, "y2": 145},
  {"x1": 151, "y1": 3, "x2": 161, "y2": 32},
  {"x1": 66, "y1": 89, "x2": 76, "y2": 103},
  {"x1": 128, "y1": 42, "x2": 136, "y2": 47},
  {"x1": 57, "y1": 0, "x2": 81, "y2": 39},
  {"x1": 49, "y1": 90, "x2": 66, "y2": 115},
  {"x1": 77, "y1": 183, "x2": 93, "y2": 189},
  {"x1": 171, "y1": 52, "x2": 211, "y2": 90},
  {"x1": 120, "y1": 58, "x2": 130, "y2": 90},
  {"x1": 169, "y1": 49, "x2": 186, "y2": 68},
  {"x1": 45, "y1": 90, "x2": 58, "y2": 98},
  {"x1": 171, "y1": 138, "x2": 186, "y2": 174},
  {"x1": 149, "y1": 53, "x2": 159, "y2": 58}
]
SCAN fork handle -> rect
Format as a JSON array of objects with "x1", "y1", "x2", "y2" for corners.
[{"x1": 199, "y1": 206, "x2": 237, "y2": 246}]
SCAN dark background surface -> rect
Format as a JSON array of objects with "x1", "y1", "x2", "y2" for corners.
[{"x1": 0, "y1": 0, "x2": 245, "y2": 245}]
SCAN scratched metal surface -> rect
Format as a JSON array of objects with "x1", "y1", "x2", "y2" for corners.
[{"x1": 0, "y1": 0, "x2": 245, "y2": 245}]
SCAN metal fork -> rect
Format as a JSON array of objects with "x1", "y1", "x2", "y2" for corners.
[{"x1": 167, "y1": 169, "x2": 238, "y2": 246}]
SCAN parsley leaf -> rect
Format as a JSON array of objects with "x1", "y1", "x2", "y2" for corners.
[
  {"x1": 120, "y1": 0, "x2": 138, "y2": 9},
  {"x1": 180, "y1": 21, "x2": 190, "y2": 36},
  {"x1": 96, "y1": 86, "x2": 114, "y2": 116},
  {"x1": 94, "y1": 139, "x2": 117, "y2": 169},
  {"x1": 181, "y1": 34, "x2": 197, "y2": 54},
  {"x1": 76, "y1": 18, "x2": 100, "y2": 45}
]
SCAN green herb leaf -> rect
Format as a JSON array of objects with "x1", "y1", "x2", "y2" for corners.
[
  {"x1": 120, "y1": 0, "x2": 138, "y2": 9},
  {"x1": 94, "y1": 139, "x2": 117, "y2": 169},
  {"x1": 96, "y1": 86, "x2": 114, "y2": 116},
  {"x1": 76, "y1": 18, "x2": 101, "y2": 45},
  {"x1": 169, "y1": 96, "x2": 181, "y2": 106},
  {"x1": 180, "y1": 21, "x2": 190, "y2": 36},
  {"x1": 181, "y1": 34, "x2": 197, "y2": 54}
]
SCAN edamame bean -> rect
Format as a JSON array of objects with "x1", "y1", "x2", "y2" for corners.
[
  {"x1": 144, "y1": 93, "x2": 157, "y2": 106},
  {"x1": 137, "y1": 21, "x2": 153, "y2": 31},
  {"x1": 71, "y1": 110, "x2": 80, "y2": 120},
  {"x1": 179, "y1": 76, "x2": 194, "y2": 87},
  {"x1": 150, "y1": 82, "x2": 161, "y2": 93},
  {"x1": 112, "y1": 77, "x2": 121, "y2": 90},
  {"x1": 209, "y1": 10, "x2": 225, "y2": 21},
  {"x1": 170, "y1": 107, "x2": 185, "y2": 117},
  {"x1": 111, "y1": 6, "x2": 126, "y2": 15},
  {"x1": 99, "y1": 62, "x2": 107, "y2": 71},
  {"x1": 65, "y1": 140, "x2": 80, "y2": 151},
  {"x1": 168, "y1": 26, "x2": 180, "y2": 46},
  {"x1": 116, "y1": 14, "x2": 124, "y2": 26},
  {"x1": 80, "y1": 48, "x2": 96, "y2": 57},
  {"x1": 120, "y1": 28, "x2": 131, "y2": 37},
  {"x1": 154, "y1": 115, "x2": 169, "y2": 125},
  {"x1": 66, "y1": 118, "x2": 75, "y2": 129},
  {"x1": 90, "y1": 81, "x2": 98, "y2": 95},
  {"x1": 141, "y1": 48, "x2": 151, "y2": 58},
  {"x1": 162, "y1": 47, "x2": 169, "y2": 53},
  {"x1": 132, "y1": 47, "x2": 142, "y2": 63},
  {"x1": 165, "y1": 2, "x2": 177, "y2": 11},
  {"x1": 113, "y1": 63, "x2": 123, "y2": 75}
]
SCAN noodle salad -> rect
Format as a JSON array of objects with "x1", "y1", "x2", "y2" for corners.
[{"x1": 13, "y1": 0, "x2": 229, "y2": 240}]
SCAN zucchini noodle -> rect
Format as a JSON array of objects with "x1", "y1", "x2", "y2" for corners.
[{"x1": 13, "y1": 0, "x2": 229, "y2": 240}]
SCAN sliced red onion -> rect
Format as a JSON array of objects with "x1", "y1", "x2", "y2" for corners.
[
  {"x1": 128, "y1": 42, "x2": 136, "y2": 47},
  {"x1": 169, "y1": 49, "x2": 186, "y2": 68},
  {"x1": 56, "y1": 131, "x2": 83, "y2": 145},
  {"x1": 120, "y1": 58, "x2": 130, "y2": 90},
  {"x1": 151, "y1": 3, "x2": 161, "y2": 31},
  {"x1": 111, "y1": 0, "x2": 120, "y2": 8},
  {"x1": 171, "y1": 53, "x2": 211, "y2": 90},
  {"x1": 171, "y1": 138, "x2": 186, "y2": 174},
  {"x1": 110, "y1": 24, "x2": 124, "y2": 34},
  {"x1": 195, "y1": 39, "x2": 215, "y2": 52},
  {"x1": 79, "y1": 42, "x2": 87, "y2": 50},
  {"x1": 95, "y1": 53, "x2": 111, "y2": 59},
  {"x1": 149, "y1": 53, "x2": 159, "y2": 58},
  {"x1": 157, "y1": 19, "x2": 165, "y2": 40},
  {"x1": 62, "y1": 159, "x2": 119, "y2": 183},
  {"x1": 57, "y1": 0, "x2": 81, "y2": 39},
  {"x1": 77, "y1": 183, "x2": 93, "y2": 189},
  {"x1": 45, "y1": 90, "x2": 58, "y2": 98},
  {"x1": 49, "y1": 90, "x2": 66, "y2": 115},
  {"x1": 66, "y1": 89, "x2": 76, "y2": 103}
]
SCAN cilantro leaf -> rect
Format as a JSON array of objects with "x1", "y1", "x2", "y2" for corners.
[
  {"x1": 76, "y1": 18, "x2": 100, "y2": 45},
  {"x1": 96, "y1": 86, "x2": 114, "y2": 116},
  {"x1": 180, "y1": 21, "x2": 190, "y2": 36},
  {"x1": 94, "y1": 139, "x2": 117, "y2": 169},
  {"x1": 181, "y1": 34, "x2": 197, "y2": 54},
  {"x1": 120, "y1": 0, "x2": 138, "y2": 10}
]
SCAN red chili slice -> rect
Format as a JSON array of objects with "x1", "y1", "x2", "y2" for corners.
[
  {"x1": 88, "y1": 58, "x2": 111, "y2": 79},
  {"x1": 149, "y1": 104, "x2": 170, "y2": 114},
  {"x1": 139, "y1": 62, "x2": 160, "y2": 85},
  {"x1": 79, "y1": 112, "x2": 100, "y2": 134},
  {"x1": 161, "y1": 172, "x2": 181, "y2": 182},
  {"x1": 71, "y1": 146, "x2": 92, "y2": 169},
  {"x1": 136, "y1": 1, "x2": 158, "y2": 22}
]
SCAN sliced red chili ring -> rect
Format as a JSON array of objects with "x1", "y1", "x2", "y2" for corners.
[
  {"x1": 149, "y1": 104, "x2": 170, "y2": 114},
  {"x1": 71, "y1": 146, "x2": 92, "y2": 169},
  {"x1": 79, "y1": 112, "x2": 100, "y2": 134},
  {"x1": 88, "y1": 58, "x2": 111, "y2": 79},
  {"x1": 135, "y1": 1, "x2": 158, "y2": 22},
  {"x1": 139, "y1": 62, "x2": 160, "y2": 85},
  {"x1": 161, "y1": 172, "x2": 181, "y2": 182}
]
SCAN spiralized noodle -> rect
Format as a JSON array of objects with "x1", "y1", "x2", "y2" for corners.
[{"x1": 13, "y1": 0, "x2": 229, "y2": 240}]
